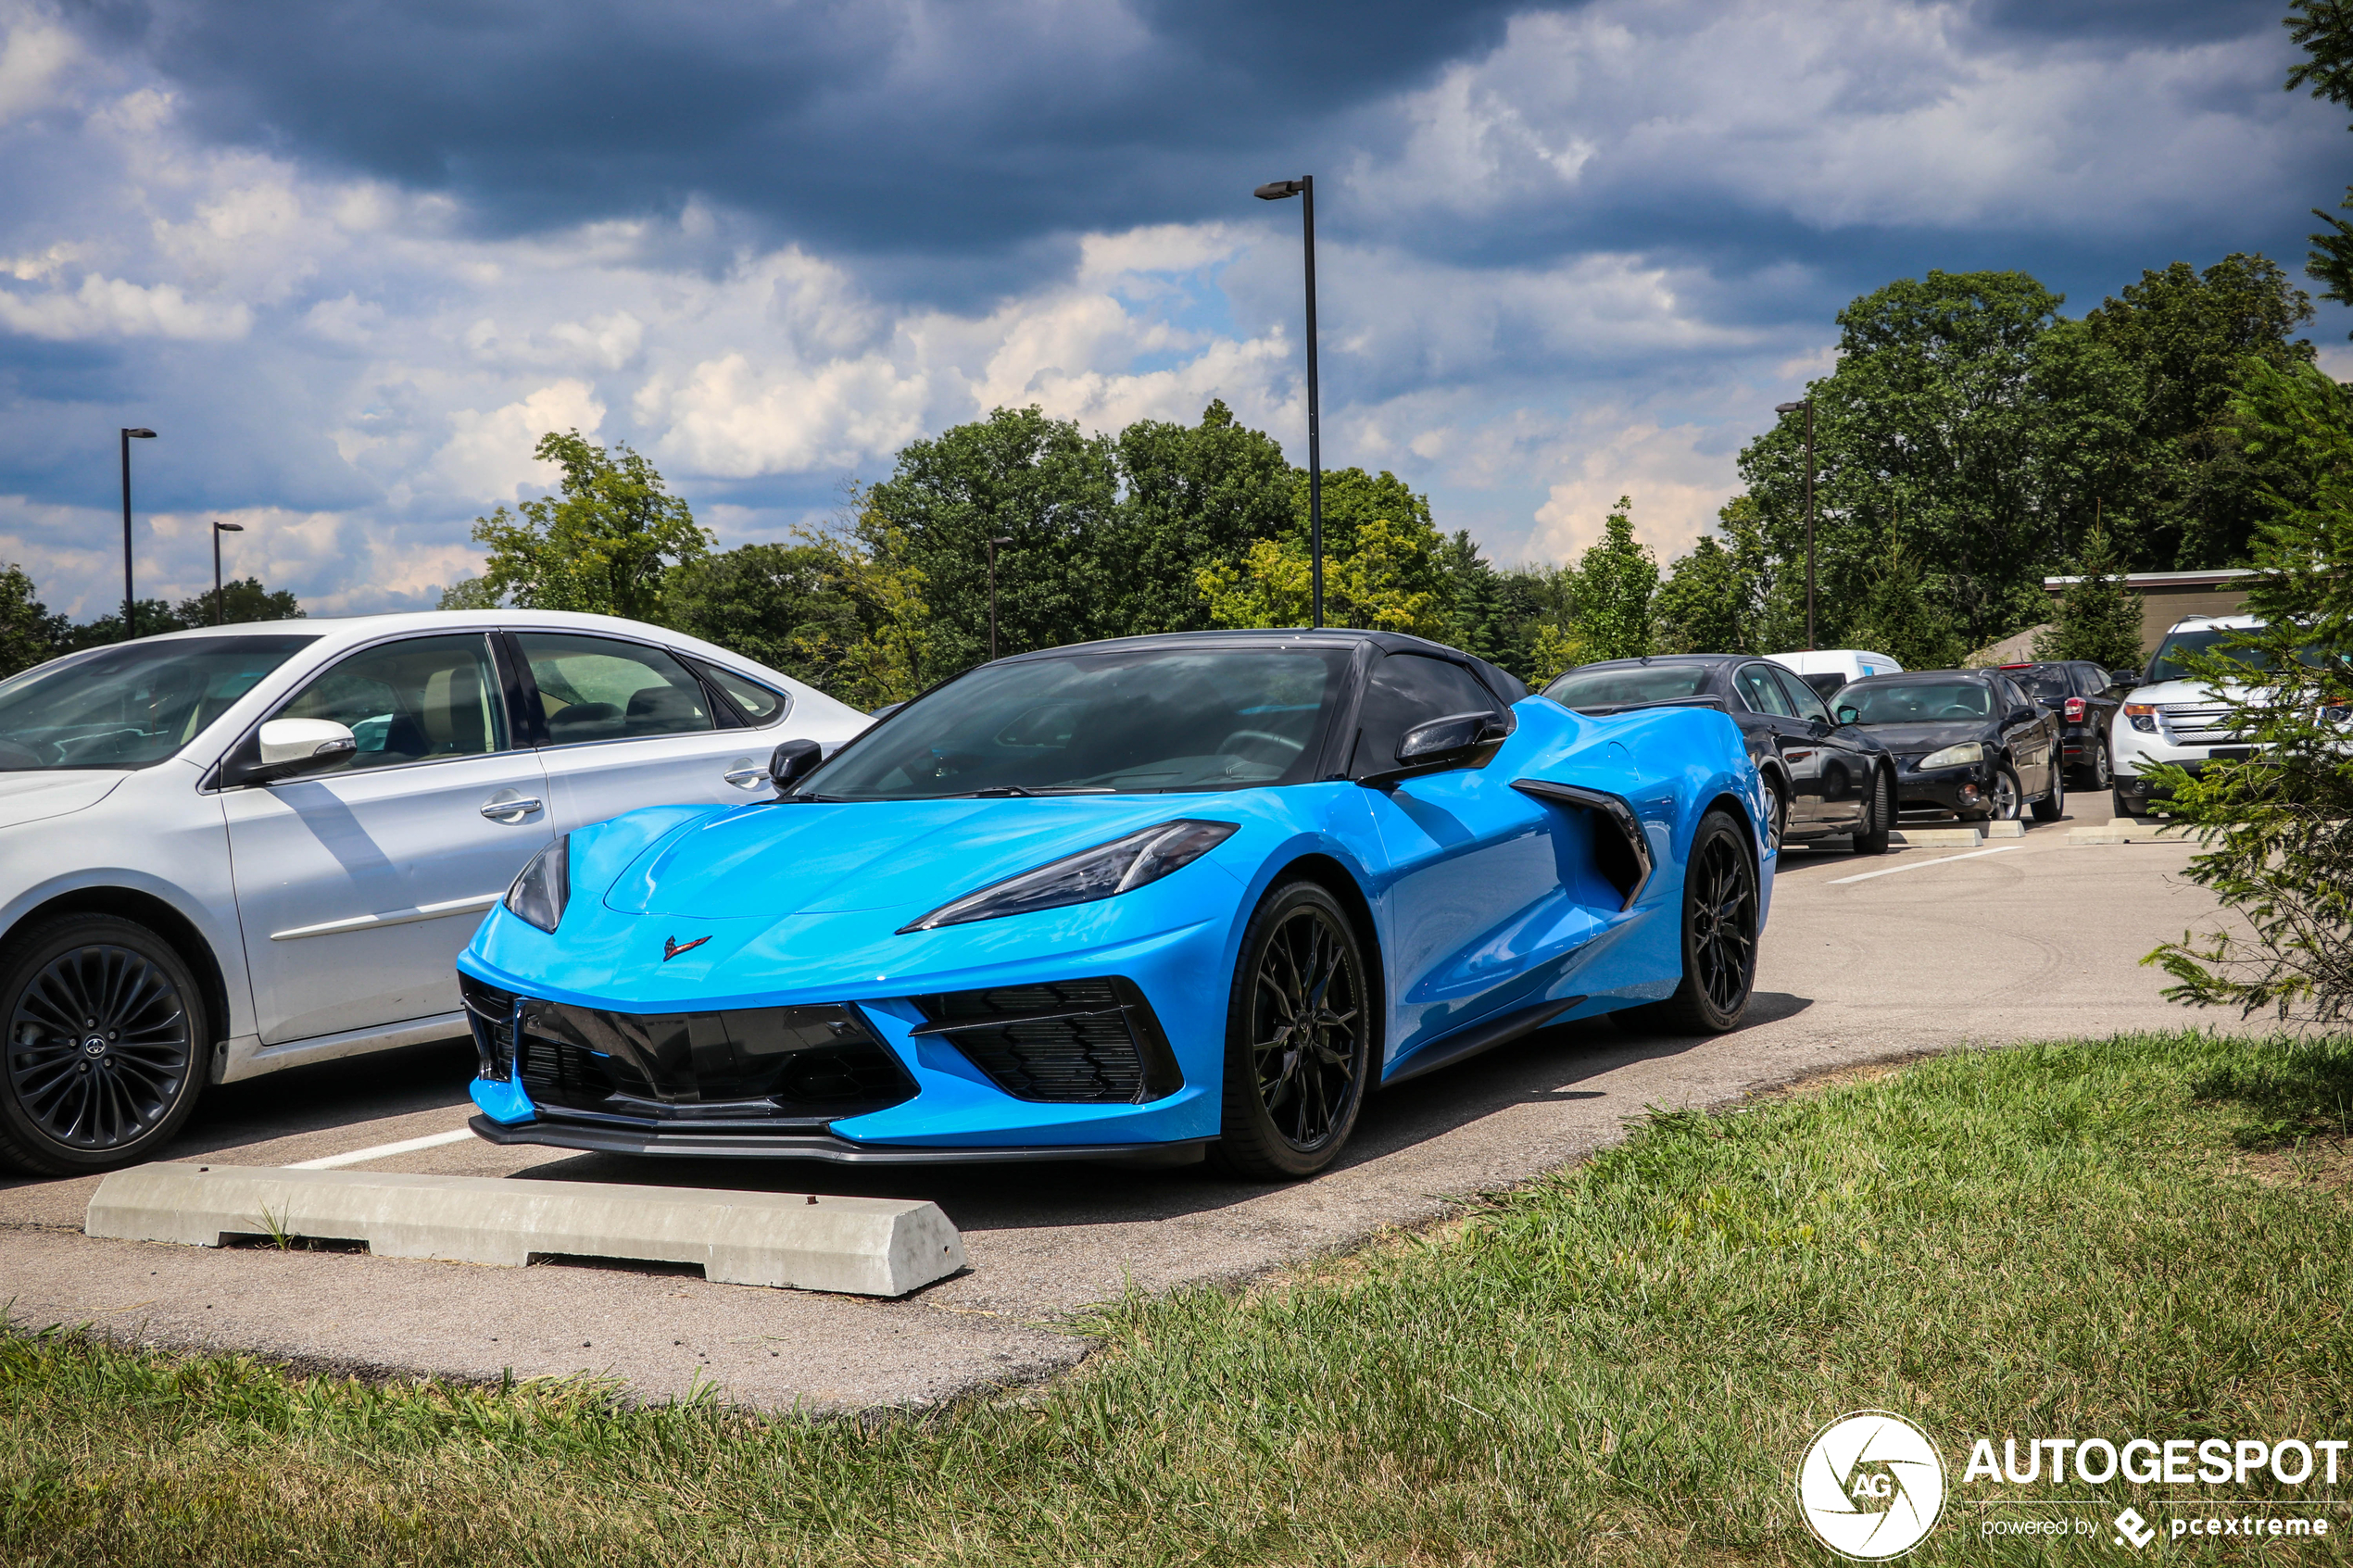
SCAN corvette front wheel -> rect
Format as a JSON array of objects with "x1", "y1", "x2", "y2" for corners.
[{"x1": 1211, "y1": 880, "x2": 1372, "y2": 1181}]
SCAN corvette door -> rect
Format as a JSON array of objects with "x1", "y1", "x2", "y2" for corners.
[
  {"x1": 1353, "y1": 652, "x2": 1562, "y2": 1063},
  {"x1": 512, "y1": 630, "x2": 774, "y2": 834},
  {"x1": 223, "y1": 633, "x2": 553, "y2": 1045}
]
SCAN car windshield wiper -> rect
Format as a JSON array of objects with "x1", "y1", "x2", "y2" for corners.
[
  {"x1": 777, "y1": 791, "x2": 850, "y2": 803},
  {"x1": 957, "y1": 784, "x2": 1118, "y2": 797}
]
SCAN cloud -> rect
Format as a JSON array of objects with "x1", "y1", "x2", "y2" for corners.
[
  {"x1": 0, "y1": 270, "x2": 250, "y2": 339},
  {"x1": 432, "y1": 381, "x2": 607, "y2": 505}
]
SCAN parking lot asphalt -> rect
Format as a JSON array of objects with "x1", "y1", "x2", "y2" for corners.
[{"x1": 0, "y1": 791, "x2": 2260, "y2": 1411}]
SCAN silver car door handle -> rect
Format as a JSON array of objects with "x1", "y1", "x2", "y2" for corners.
[
  {"x1": 480, "y1": 797, "x2": 544, "y2": 822},
  {"x1": 723, "y1": 766, "x2": 770, "y2": 789}
]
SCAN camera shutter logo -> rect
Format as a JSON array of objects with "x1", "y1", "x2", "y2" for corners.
[{"x1": 1796, "y1": 1411, "x2": 1946, "y2": 1560}]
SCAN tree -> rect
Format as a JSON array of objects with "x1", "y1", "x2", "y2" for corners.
[
  {"x1": 786, "y1": 502, "x2": 940, "y2": 710},
  {"x1": 863, "y1": 406, "x2": 1121, "y2": 672},
  {"x1": 2081, "y1": 256, "x2": 2318, "y2": 567},
  {"x1": 2032, "y1": 530, "x2": 2145, "y2": 670},
  {"x1": 2286, "y1": 0, "x2": 2353, "y2": 329},
  {"x1": 1572, "y1": 497, "x2": 1655, "y2": 661},
  {"x1": 657, "y1": 541, "x2": 862, "y2": 683},
  {"x1": 454, "y1": 431, "x2": 711, "y2": 619},
  {"x1": 1199, "y1": 516, "x2": 1445, "y2": 637},
  {"x1": 168, "y1": 577, "x2": 302, "y2": 629},
  {"x1": 1110, "y1": 400, "x2": 1293, "y2": 635},
  {"x1": 0, "y1": 565, "x2": 66, "y2": 678},
  {"x1": 1491, "y1": 561, "x2": 1580, "y2": 682},
  {"x1": 1651, "y1": 535, "x2": 1751, "y2": 655},
  {"x1": 1436, "y1": 529, "x2": 1510, "y2": 664},
  {"x1": 1845, "y1": 546, "x2": 1966, "y2": 671},
  {"x1": 2145, "y1": 356, "x2": 2353, "y2": 1022}
]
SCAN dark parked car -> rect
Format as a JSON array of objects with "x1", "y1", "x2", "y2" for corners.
[
  {"x1": 1828, "y1": 670, "x2": 2065, "y2": 822},
  {"x1": 1543, "y1": 654, "x2": 1895, "y2": 852},
  {"x1": 1995, "y1": 661, "x2": 2129, "y2": 789}
]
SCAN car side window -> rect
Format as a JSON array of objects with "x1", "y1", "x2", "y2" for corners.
[
  {"x1": 1993, "y1": 675, "x2": 2030, "y2": 713},
  {"x1": 515, "y1": 633, "x2": 715, "y2": 744},
  {"x1": 275, "y1": 634, "x2": 509, "y2": 771},
  {"x1": 1352, "y1": 654, "x2": 1503, "y2": 776},
  {"x1": 1734, "y1": 664, "x2": 1796, "y2": 718},
  {"x1": 2075, "y1": 665, "x2": 2108, "y2": 697},
  {"x1": 694, "y1": 661, "x2": 792, "y2": 726},
  {"x1": 1770, "y1": 666, "x2": 1835, "y2": 725}
]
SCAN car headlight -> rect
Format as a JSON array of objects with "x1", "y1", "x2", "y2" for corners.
[
  {"x1": 1916, "y1": 742, "x2": 1984, "y2": 771},
  {"x1": 2123, "y1": 701, "x2": 2158, "y2": 734},
  {"x1": 900, "y1": 820, "x2": 1239, "y2": 934},
  {"x1": 504, "y1": 835, "x2": 571, "y2": 934}
]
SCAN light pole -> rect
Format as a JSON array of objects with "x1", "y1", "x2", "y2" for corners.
[
  {"x1": 986, "y1": 535, "x2": 1013, "y2": 660},
  {"x1": 211, "y1": 521, "x2": 245, "y2": 626},
  {"x1": 1254, "y1": 174, "x2": 1323, "y2": 628},
  {"x1": 1774, "y1": 399, "x2": 1815, "y2": 651},
  {"x1": 120, "y1": 427, "x2": 157, "y2": 640}
]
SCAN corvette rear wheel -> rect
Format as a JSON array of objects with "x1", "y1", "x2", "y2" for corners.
[
  {"x1": 0, "y1": 914, "x2": 208, "y2": 1176},
  {"x1": 1615, "y1": 809, "x2": 1757, "y2": 1035},
  {"x1": 1212, "y1": 881, "x2": 1372, "y2": 1181}
]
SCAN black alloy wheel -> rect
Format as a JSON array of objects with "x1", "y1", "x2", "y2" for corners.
[
  {"x1": 1851, "y1": 767, "x2": 1894, "y2": 856},
  {"x1": 0, "y1": 915, "x2": 208, "y2": 1176},
  {"x1": 1213, "y1": 881, "x2": 1373, "y2": 1180},
  {"x1": 1763, "y1": 778, "x2": 1787, "y2": 851},
  {"x1": 1616, "y1": 809, "x2": 1758, "y2": 1035}
]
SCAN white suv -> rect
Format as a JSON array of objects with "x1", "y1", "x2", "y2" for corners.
[
  {"x1": 2110, "y1": 613, "x2": 2270, "y2": 818},
  {"x1": 0, "y1": 609, "x2": 866, "y2": 1173}
]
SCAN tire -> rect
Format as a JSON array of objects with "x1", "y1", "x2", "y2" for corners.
[
  {"x1": 0, "y1": 914, "x2": 209, "y2": 1176},
  {"x1": 1614, "y1": 810, "x2": 1758, "y2": 1035},
  {"x1": 2076, "y1": 736, "x2": 2111, "y2": 791},
  {"x1": 1210, "y1": 881, "x2": 1375, "y2": 1181},
  {"x1": 1979, "y1": 764, "x2": 2021, "y2": 822},
  {"x1": 1850, "y1": 767, "x2": 1894, "y2": 855},
  {"x1": 2031, "y1": 761, "x2": 2066, "y2": 822},
  {"x1": 1762, "y1": 777, "x2": 1787, "y2": 851}
]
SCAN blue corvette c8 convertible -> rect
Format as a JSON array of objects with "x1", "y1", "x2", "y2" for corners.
[{"x1": 459, "y1": 630, "x2": 1772, "y2": 1179}]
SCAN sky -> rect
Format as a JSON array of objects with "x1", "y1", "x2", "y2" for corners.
[{"x1": 1, "y1": 0, "x2": 2347, "y2": 621}]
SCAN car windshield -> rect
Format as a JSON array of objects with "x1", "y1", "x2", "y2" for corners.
[
  {"x1": 0, "y1": 634, "x2": 318, "y2": 771},
  {"x1": 1543, "y1": 664, "x2": 1710, "y2": 708},
  {"x1": 807, "y1": 646, "x2": 1353, "y2": 798},
  {"x1": 1834, "y1": 681, "x2": 1994, "y2": 723},
  {"x1": 2144, "y1": 626, "x2": 2339, "y2": 683},
  {"x1": 2011, "y1": 668, "x2": 2072, "y2": 701}
]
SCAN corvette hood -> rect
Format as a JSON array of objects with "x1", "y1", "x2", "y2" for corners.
[
  {"x1": 1858, "y1": 722, "x2": 1992, "y2": 757},
  {"x1": 0, "y1": 771, "x2": 125, "y2": 832},
  {"x1": 600, "y1": 796, "x2": 1232, "y2": 919}
]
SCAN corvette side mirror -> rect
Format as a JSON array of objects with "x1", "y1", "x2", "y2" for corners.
[
  {"x1": 1358, "y1": 710, "x2": 1510, "y2": 787},
  {"x1": 768, "y1": 738, "x2": 824, "y2": 796},
  {"x1": 243, "y1": 718, "x2": 358, "y2": 784}
]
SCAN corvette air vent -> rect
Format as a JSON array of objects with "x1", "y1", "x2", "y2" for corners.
[
  {"x1": 1510, "y1": 778, "x2": 1655, "y2": 910},
  {"x1": 910, "y1": 976, "x2": 1183, "y2": 1105}
]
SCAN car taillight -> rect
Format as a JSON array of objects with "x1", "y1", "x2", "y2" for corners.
[{"x1": 2064, "y1": 696, "x2": 2085, "y2": 722}]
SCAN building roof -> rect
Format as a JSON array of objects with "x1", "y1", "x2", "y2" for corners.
[{"x1": 2040, "y1": 568, "x2": 2256, "y2": 592}]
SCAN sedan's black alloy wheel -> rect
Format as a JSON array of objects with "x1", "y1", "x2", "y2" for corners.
[
  {"x1": 0, "y1": 915, "x2": 208, "y2": 1176},
  {"x1": 1617, "y1": 809, "x2": 1757, "y2": 1035},
  {"x1": 1214, "y1": 881, "x2": 1372, "y2": 1180}
]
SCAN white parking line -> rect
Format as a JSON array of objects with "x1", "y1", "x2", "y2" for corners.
[
  {"x1": 1826, "y1": 845, "x2": 2024, "y2": 885},
  {"x1": 287, "y1": 1127, "x2": 477, "y2": 1170}
]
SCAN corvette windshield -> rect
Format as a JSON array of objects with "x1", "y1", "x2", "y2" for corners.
[
  {"x1": 0, "y1": 634, "x2": 317, "y2": 771},
  {"x1": 1835, "y1": 682, "x2": 1994, "y2": 723},
  {"x1": 809, "y1": 647, "x2": 1351, "y2": 798}
]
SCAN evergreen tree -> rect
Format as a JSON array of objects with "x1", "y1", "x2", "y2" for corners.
[
  {"x1": 2286, "y1": 0, "x2": 2353, "y2": 331},
  {"x1": 1846, "y1": 546, "x2": 1967, "y2": 671},
  {"x1": 1651, "y1": 535, "x2": 1751, "y2": 654},
  {"x1": 2032, "y1": 530, "x2": 2146, "y2": 670},
  {"x1": 1573, "y1": 497, "x2": 1656, "y2": 661}
]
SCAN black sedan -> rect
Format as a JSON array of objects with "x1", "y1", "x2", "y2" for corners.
[
  {"x1": 1542, "y1": 654, "x2": 1896, "y2": 852},
  {"x1": 1994, "y1": 660, "x2": 2130, "y2": 789},
  {"x1": 1828, "y1": 670, "x2": 2065, "y2": 822}
]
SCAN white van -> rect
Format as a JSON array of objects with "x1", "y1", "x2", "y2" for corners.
[{"x1": 1766, "y1": 648, "x2": 1906, "y2": 704}]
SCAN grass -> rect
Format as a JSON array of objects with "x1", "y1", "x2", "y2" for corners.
[{"x1": 4, "y1": 1027, "x2": 2351, "y2": 1565}]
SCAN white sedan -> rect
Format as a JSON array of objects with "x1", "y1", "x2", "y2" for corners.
[{"x1": 0, "y1": 609, "x2": 868, "y2": 1174}]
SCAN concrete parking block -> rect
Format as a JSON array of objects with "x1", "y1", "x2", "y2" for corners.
[
  {"x1": 1982, "y1": 820, "x2": 2025, "y2": 838},
  {"x1": 85, "y1": 1164, "x2": 965, "y2": 1298},
  {"x1": 1890, "y1": 827, "x2": 1984, "y2": 847},
  {"x1": 2067, "y1": 821, "x2": 2200, "y2": 846}
]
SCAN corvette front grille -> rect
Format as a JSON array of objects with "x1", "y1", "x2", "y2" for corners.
[{"x1": 911, "y1": 977, "x2": 1182, "y2": 1105}]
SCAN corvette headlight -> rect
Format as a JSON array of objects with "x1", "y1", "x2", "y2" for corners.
[
  {"x1": 900, "y1": 820, "x2": 1239, "y2": 934},
  {"x1": 504, "y1": 835, "x2": 571, "y2": 934},
  {"x1": 1916, "y1": 743, "x2": 1984, "y2": 771}
]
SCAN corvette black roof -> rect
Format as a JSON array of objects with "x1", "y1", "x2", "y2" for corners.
[{"x1": 994, "y1": 627, "x2": 1529, "y2": 702}]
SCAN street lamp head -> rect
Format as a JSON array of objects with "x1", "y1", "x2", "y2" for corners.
[
  {"x1": 988, "y1": 535, "x2": 1013, "y2": 546},
  {"x1": 213, "y1": 521, "x2": 244, "y2": 533},
  {"x1": 1773, "y1": 401, "x2": 1807, "y2": 415},
  {"x1": 123, "y1": 427, "x2": 157, "y2": 439},
  {"x1": 1253, "y1": 180, "x2": 1303, "y2": 201}
]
